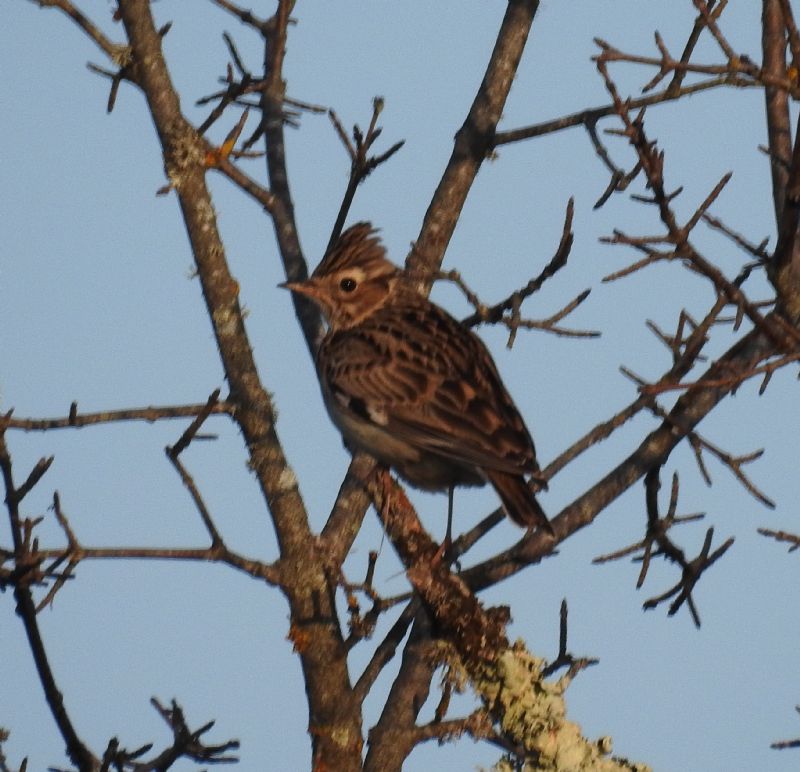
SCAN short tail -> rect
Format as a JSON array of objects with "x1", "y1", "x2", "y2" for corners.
[{"x1": 486, "y1": 470, "x2": 552, "y2": 533}]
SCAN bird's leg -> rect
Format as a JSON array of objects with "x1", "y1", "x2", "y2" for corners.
[
  {"x1": 432, "y1": 486, "x2": 455, "y2": 568},
  {"x1": 445, "y1": 484, "x2": 454, "y2": 548}
]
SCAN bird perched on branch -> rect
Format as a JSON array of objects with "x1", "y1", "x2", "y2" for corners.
[{"x1": 281, "y1": 222, "x2": 551, "y2": 537}]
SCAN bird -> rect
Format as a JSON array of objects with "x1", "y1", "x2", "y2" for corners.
[{"x1": 281, "y1": 222, "x2": 551, "y2": 537}]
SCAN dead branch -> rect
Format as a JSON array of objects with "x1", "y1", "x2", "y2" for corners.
[
  {"x1": 408, "y1": 0, "x2": 542, "y2": 286},
  {"x1": 638, "y1": 351, "x2": 800, "y2": 397},
  {"x1": 165, "y1": 392, "x2": 227, "y2": 547},
  {"x1": 0, "y1": 728, "x2": 27, "y2": 772},
  {"x1": 37, "y1": 0, "x2": 128, "y2": 62},
  {"x1": 3, "y1": 398, "x2": 234, "y2": 432},
  {"x1": 759, "y1": 527, "x2": 800, "y2": 552},
  {"x1": 327, "y1": 98, "x2": 405, "y2": 251},
  {"x1": 596, "y1": 59, "x2": 800, "y2": 353},
  {"x1": 702, "y1": 212, "x2": 771, "y2": 262},
  {"x1": 0, "y1": 429, "x2": 95, "y2": 769},
  {"x1": 494, "y1": 84, "x2": 747, "y2": 147},
  {"x1": 594, "y1": 35, "x2": 794, "y2": 95},
  {"x1": 594, "y1": 469, "x2": 732, "y2": 627},
  {"x1": 545, "y1": 295, "x2": 726, "y2": 481},
  {"x1": 541, "y1": 600, "x2": 599, "y2": 680},
  {"x1": 354, "y1": 597, "x2": 420, "y2": 705},
  {"x1": 461, "y1": 198, "x2": 575, "y2": 326},
  {"x1": 667, "y1": 0, "x2": 726, "y2": 93},
  {"x1": 772, "y1": 709, "x2": 800, "y2": 749},
  {"x1": 366, "y1": 469, "x2": 640, "y2": 770}
]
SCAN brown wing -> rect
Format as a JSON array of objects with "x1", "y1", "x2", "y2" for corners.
[{"x1": 320, "y1": 296, "x2": 540, "y2": 476}]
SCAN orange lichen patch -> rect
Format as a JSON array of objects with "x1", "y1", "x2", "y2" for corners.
[
  {"x1": 287, "y1": 622, "x2": 312, "y2": 653},
  {"x1": 204, "y1": 109, "x2": 249, "y2": 168}
]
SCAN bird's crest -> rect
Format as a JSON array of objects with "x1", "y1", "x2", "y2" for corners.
[{"x1": 314, "y1": 222, "x2": 397, "y2": 279}]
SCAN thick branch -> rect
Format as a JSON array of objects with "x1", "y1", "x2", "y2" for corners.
[
  {"x1": 365, "y1": 471, "x2": 644, "y2": 771},
  {"x1": 115, "y1": 3, "x2": 362, "y2": 770},
  {"x1": 408, "y1": 0, "x2": 541, "y2": 285},
  {"x1": 762, "y1": 0, "x2": 792, "y2": 224},
  {"x1": 256, "y1": 1, "x2": 326, "y2": 358},
  {"x1": 364, "y1": 612, "x2": 438, "y2": 772},
  {"x1": 465, "y1": 324, "x2": 776, "y2": 590}
]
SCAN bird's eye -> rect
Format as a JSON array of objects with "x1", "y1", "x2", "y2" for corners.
[{"x1": 339, "y1": 277, "x2": 357, "y2": 292}]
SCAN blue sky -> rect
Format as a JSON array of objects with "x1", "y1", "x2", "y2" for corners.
[{"x1": 2, "y1": 2, "x2": 799, "y2": 771}]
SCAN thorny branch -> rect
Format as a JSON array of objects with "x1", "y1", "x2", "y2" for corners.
[
  {"x1": 494, "y1": 74, "x2": 756, "y2": 146},
  {"x1": 594, "y1": 45, "x2": 800, "y2": 362},
  {"x1": 759, "y1": 527, "x2": 800, "y2": 552},
  {"x1": 121, "y1": 698, "x2": 239, "y2": 769},
  {"x1": 453, "y1": 198, "x2": 600, "y2": 344},
  {"x1": 0, "y1": 427, "x2": 93, "y2": 769},
  {"x1": 36, "y1": 0, "x2": 128, "y2": 63},
  {"x1": 341, "y1": 550, "x2": 399, "y2": 649},
  {"x1": 772, "y1": 705, "x2": 800, "y2": 749},
  {"x1": 4, "y1": 399, "x2": 235, "y2": 432},
  {"x1": 614, "y1": 366, "x2": 776, "y2": 509},
  {"x1": 327, "y1": 99, "x2": 405, "y2": 251},
  {"x1": 494, "y1": 1, "x2": 743, "y2": 152},
  {"x1": 457, "y1": 22, "x2": 792, "y2": 600},
  {"x1": 92, "y1": 698, "x2": 238, "y2": 770},
  {"x1": 543, "y1": 293, "x2": 727, "y2": 483},
  {"x1": 0, "y1": 728, "x2": 26, "y2": 772},
  {"x1": 0, "y1": 468, "x2": 280, "y2": 606},
  {"x1": 595, "y1": 28, "x2": 797, "y2": 96},
  {"x1": 593, "y1": 469, "x2": 732, "y2": 628},
  {"x1": 196, "y1": 26, "x2": 325, "y2": 139},
  {"x1": 541, "y1": 600, "x2": 599, "y2": 680},
  {"x1": 655, "y1": 405, "x2": 774, "y2": 508},
  {"x1": 1, "y1": 425, "x2": 240, "y2": 770}
]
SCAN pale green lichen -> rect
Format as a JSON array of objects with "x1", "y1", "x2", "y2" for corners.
[
  {"x1": 165, "y1": 132, "x2": 206, "y2": 193},
  {"x1": 110, "y1": 43, "x2": 132, "y2": 69},
  {"x1": 471, "y1": 641, "x2": 651, "y2": 772},
  {"x1": 211, "y1": 307, "x2": 239, "y2": 337},
  {"x1": 277, "y1": 467, "x2": 298, "y2": 491},
  {"x1": 330, "y1": 725, "x2": 355, "y2": 750}
]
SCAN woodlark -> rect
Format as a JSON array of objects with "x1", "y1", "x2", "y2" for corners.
[{"x1": 282, "y1": 222, "x2": 551, "y2": 533}]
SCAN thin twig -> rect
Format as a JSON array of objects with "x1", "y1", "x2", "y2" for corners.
[{"x1": 5, "y1": 399, "x2": 234, "y2": 432}]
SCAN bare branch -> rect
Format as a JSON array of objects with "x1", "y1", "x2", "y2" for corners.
[
  {"x1": 354, "y1": 598, "x2": 419, "y2": 704},
  {"x1": 666, "y1": 0, "x2": 726, "y2": 93},
  {"x1": 541, "y1": 600, "x2": 599, "y2": 679},
  {"x1": 0, "y1": 431, "x2": 96, "y2": 769},
  {"x1": 762, "y1": 0, "x2": 792, "y2": 225},
  {"x1": 759, "y1": 527, "x2": 800, "y2": 552},
  {"x1": 4, "y1": 399, "x2": 234, "y2": 432},
  {"x1": 409, "y1": 0, "x2": 542, "y2": 286},
  {"x1": 494, "y1": 77, "x2": 749, "y2": 147},
  {"x1": 36, "y1": 0, "x2": 128, "y2": 62},
  {"x1": 772, "y1": 710, "x2": 800, "y2": 749},
  {"x1": 327, "y1": 98, "x2": 405, "y2": 252}
]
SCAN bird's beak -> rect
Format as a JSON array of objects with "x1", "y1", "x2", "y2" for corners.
[{"x1": 279, "y1": 277, "x2": 320, "y2": 301}]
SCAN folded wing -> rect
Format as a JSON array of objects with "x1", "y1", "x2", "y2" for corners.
[{"x1": 321, "y1": 301, "x2": 540, "y2": 478}]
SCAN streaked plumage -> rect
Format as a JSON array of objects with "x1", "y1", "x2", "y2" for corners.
[{"x1": 282, "y1": 222, "x2": 550, "y2": 531}]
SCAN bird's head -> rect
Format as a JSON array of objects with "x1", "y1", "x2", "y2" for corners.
[{"x1": 280, "y1": 223, "x2": 402, "y2": 329}]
